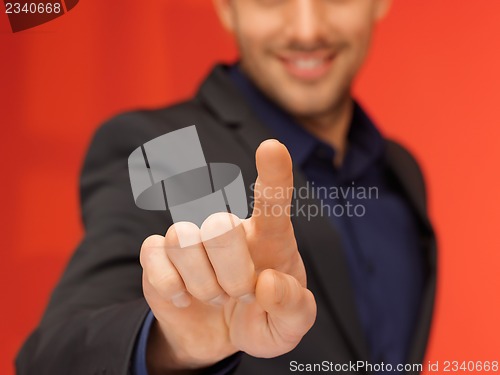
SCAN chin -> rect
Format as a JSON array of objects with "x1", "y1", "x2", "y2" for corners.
[
  {"x1": 273, "y1": 92, "x2": 337, "y2": 118},
  {"x1": 278, "y1": 82, "x2": 345, "y2": 115},
  {"x1": 280, "y1": 102, "x2": 330, "y2": 119},
  {"x1": 251, "y1": 69, "x2": 346, "y2": 117}
]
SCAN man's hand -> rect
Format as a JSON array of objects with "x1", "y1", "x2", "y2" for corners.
[{"x1": 140, "y1": 140, "x2": 317, "y2": 373}]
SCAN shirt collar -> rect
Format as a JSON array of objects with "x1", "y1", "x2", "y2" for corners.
[
  {"x1": 228, "y1": 64, "x2": 321, "y2": 166},
  {"x1": 228, "y1": 64, "x2": 385, "y2": 182},
  {"x1": 343, "y1": 101, "x2": 386, "y2": 182}
]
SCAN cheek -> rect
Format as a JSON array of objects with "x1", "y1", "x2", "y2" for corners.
[
  {"x1": 351, "y1": 17, "x2": 374, "y2": 48},
  {"x1": 325, "y1": 4, "x2": 375, "y2": 57},
  {"x1": 238, "y1": 28, "x2": 268, "y2": 57},
  {"x1": 335, "y1": 19, "x2": 374, "y2": 69},
  {"x1": 234, "y1": 6, "x2": 284, "y2": 57}
]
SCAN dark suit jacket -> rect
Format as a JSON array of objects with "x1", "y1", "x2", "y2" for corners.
[{"x1": 16, "y1": 65, "x2": 437, "y2": 375}]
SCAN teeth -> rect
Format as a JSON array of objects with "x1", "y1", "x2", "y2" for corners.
[{"x1": 292, "y1": 58, "x2": 323, "y2": 70}]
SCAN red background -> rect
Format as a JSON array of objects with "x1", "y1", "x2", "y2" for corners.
[{"x1": 1, "y1": 1, "x2": 499, "y2": 373}]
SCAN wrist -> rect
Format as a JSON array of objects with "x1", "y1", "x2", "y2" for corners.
[{"x1": 146, "y1": 319, "x2": 206, "y2": 375}]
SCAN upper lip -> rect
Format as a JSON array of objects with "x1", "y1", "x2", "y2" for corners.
[{"x1": 276, "y1": 50, "x2": 336, "y2": 62}]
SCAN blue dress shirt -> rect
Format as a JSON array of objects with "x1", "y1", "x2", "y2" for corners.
[{"x1": 133, "y1": 64, "x2": 426, "y2": 374}]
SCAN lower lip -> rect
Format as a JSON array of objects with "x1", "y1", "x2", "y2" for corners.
[{"x1": 280, "y1": 55, "x2": 335, "y2": 81}]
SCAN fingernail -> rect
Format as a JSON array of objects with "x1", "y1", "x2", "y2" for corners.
[
  {"x1": 238, "y1": 293, "x2": 255, "y2": 304},
  {"x1": 171, "y1": 292, "x2": 191, "y2": 308},
  {"x1": 261, "y1": 139, "x2": 281, "y2": 146},
  {"x1": 209, "y1": 294, "x2": 229, "y2": 306}
]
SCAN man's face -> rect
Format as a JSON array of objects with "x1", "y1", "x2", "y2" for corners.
[{"x1": 215, "y1": 0, "x2": 390, "y2": 119}]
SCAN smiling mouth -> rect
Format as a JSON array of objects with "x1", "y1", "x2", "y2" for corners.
[{"x1": 278, "y1": 53, "x2": 336, "y2": 81}]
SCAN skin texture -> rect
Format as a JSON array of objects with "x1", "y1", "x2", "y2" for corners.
[
  {"x1": 142, "y1": 141, "x2": 314, "y2": 373},
  {"x1": 141, "y1": 1, "x2": 391, "y2": 373},
  {"x1": 215, "y1": 0, "x2": 390, "y2": 163}
]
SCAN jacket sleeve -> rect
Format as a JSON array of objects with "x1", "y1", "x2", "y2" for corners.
[
  {"x1": 132, "y1": 310, "x2": 243, "y2": 375},
  {"x1": 16, "y1": 112, "x2": 173, "y2": 375}
]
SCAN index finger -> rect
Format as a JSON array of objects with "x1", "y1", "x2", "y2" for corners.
[{"x1": 251, "y1": 139, "x2": 294, "y2": 233}]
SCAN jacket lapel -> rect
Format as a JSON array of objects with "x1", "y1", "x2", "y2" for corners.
[
  {"x1": 384, "y1": 142, "x2": 437, "y2": 368},
  {"x1": 384, "y1": 142, "x2": 433, "y2": 235}
]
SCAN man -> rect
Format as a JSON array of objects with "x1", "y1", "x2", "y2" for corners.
[{"x1": 16, "y1": 0, "x2": 437, "y2": 374}]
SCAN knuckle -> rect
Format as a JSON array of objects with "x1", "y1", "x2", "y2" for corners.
[
  {"x1": 165, "y1": 221, "x2": 201, "y2": 248},
  {"x1": 200, "y1": 212, "x2": 241, "y2": 243},
  {"x1": 140, "y1": 235, "x2": 164, "y2": 267},
  {"x1": 186, "y1": 281, "x2": 223, "y2": 302},
  {"x1": 220, "y1": 277, "x2": 253, "y2": 298},
  {"x1": 149, "y1": 273, "x2": 184, "y2": 298}
]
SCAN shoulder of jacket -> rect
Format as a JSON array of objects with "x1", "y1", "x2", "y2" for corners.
[
  {"x1": 384, "y1": 138, "x2": 428, "y2": 205},
  {"x1": 385, "y1": 139, "x2": 420, "y2": 168},
  {"x1": 98, "y1": 99, "x2": 205, "y2": 136},
  {"x1": 88, "y1": 98, "x2": 210, "y2": 151}
]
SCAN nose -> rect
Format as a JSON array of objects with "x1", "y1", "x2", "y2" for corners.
[{"x1": 286, "y1": 0, "x2": 326, "y2": 47}]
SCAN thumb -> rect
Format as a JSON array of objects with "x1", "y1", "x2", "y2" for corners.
[{"x1": 256, "y1": 269, "x2": 317, "y2": 345}]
